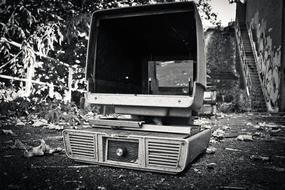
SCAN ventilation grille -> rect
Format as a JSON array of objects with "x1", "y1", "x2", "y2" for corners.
[
  {"x1": 69, "y1": 133, "x2": 95, "y2": 159},
  {"x1": 147, "y1": 140, "x2": 181, "y2": 168}
]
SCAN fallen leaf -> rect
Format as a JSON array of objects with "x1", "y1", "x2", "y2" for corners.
[
  {"x1": 4, "y1": 140, "x2": 13, "y2": 144},
  {"x1": 212, "y1": 129, "x2": 225, "y2": 139},
  {"x1": 2, "y1": 129, "x2": 17, "y2": 136},
  {"x1": 250, "y1": 155, "x2": 270, "y2": 161},
  {"x1": 206, "y1": 146, "x2": 217, "y2": 154},
  {"x1": 220, "y1": 186, "x2": 247, "y2": 190},
  {"x1": 206, "y1": 162, "x2": 217, "y2": 169},
  {"x1": 210, "y1": 138, "x2": 218, "y2": 144},
  {"x1": 237, "y1": 135, "x2": 253, "y2": 141},
  {"x1": 253, "y1": 125, "x2": 262, "y2": 130},
  {"x1": 246, "y1": 122, "x2": 254, "y2": 126},
  {"x1": 194, "y1": 118, "x2": 211, "y2": 125},
  {"x1": 193, "y1": 168, "x2": 201, "y2": 174},
  {"x1": 222, "y1": 125, "x2": 230, "y2": 130},
  {"x1": 97, "y1": 186, "x2": 106, "y2": 190},
  {"x1": 15, "y1": 119, "x2": 25, "y2": 126},
  {"x1": 270, "y1": 128, "x2": 281, "y2": 133},
  {"x1": 201, "y1": 125, "x2": 212, "y2": 130},
  {"x1": 3, "y1": 155, "x2": 14, "y2": 158},
  {"x1": 225, "y1": 147, "x2": 243, "y2": 152},
  {"x1": 32, "y1": 119, "x2": 48, "y2": 127},
  {"x1": 44, "y1": 123, "x2": 63, "y2": 130}
]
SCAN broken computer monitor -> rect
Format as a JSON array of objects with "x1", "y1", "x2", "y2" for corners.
[
  {"x1": 84, "y1": 1, "x2": 206, "y2": 120},
  {"x1": 63, "y1": 2, "x2": 210, "y2": 174}
]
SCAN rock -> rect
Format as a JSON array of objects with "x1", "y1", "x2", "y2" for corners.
[{"x1": 237, "y1": 134, "x2": 253, "y2": 141}]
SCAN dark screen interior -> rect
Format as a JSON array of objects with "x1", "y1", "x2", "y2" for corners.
[{"x1": 92, "y1": 11, "x2": 197, "y2": 94}]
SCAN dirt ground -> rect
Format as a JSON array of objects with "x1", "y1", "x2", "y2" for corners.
[{"x1": 0, "y1": 113, "x2": 285, "y2": 190}]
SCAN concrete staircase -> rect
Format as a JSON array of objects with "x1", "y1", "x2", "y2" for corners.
[{"x1": 239, "y1": 26, "x2": 267, "y2": 112}]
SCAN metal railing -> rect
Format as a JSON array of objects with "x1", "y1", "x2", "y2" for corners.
[
  {"x1": 234, "y1": 21, "x2": 253, "y2": 97},
  {"x1": 247, "y1": 26, "x2": 269, "y2": 111}
]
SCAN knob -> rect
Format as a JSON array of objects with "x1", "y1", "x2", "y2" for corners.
[{"x1": 116, "y1": 147, "x2": 125, "y2": 157}]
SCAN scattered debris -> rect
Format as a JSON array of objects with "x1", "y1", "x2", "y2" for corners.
[
  {"x1": 250, "y1": 155, "x2": 270, "y2": 161},
  {"x1": 3, "y1": 155, "x2": 15, "y2": 158},
  {"x1": 237, "y1": 135, "x2": 253, "y2": 141},
  {"x1": 194, "y1": 118, "x2": 211, "y2": 125},
  {"x1": 15, "y1": 119, "x2": 25, "y2": 126},
  {"x1": 32, "y1": 119, "x2": 48, "y2": 127},
  {"x1": 222, "y1": 125, "x2": 230, "y2": 130},
  {"x1": 224, "y1": 133, "x2": 239, "y2": 138},
  {"x1": 10, "y1": 139, "x2": 27, "y2": 150},
  {"x1": 23, "y1": 139, "x2": 63, "y2": 157},
  {"x1": 253, "y1": 132, "x2": 265, "y2": 137},
  {"x1": 220, "y1": 186, "x2": 247, "y2": 190},
  {"x1": 193, "y1": 168, "x2": 201, "y2": 174},
  {"x1": 253, "y1": 124, "x2": 262, "y2": 130},
  {"x1": 206, "y1": 162, "x2": 217, "y2": 169},
  {"x1": 206, "y1": 146, "x2": 217, "y2": 154},
  {"x1": 212, "y1": 129, "x2": 225, "y2": 139},
  {"x1": 31, "y1": 164, "x2": 98, "y2": 169},
  {"x1": 216, "y1": 113, "x2": 227, "y2": 118},
  {"x1": 46, "y1": 136, "x2": 63, "y2": 141},
  {"x1": 258, "y1": 122, "x2": 283, "y2": 129},
  {"x1": 2, "y1": 129, "x2": 17, "y2": 136},
  {"x1": 201, "y1": 125, "x2": 212, "y2": 130},
  {"x1": 270, "y1": 128, "x2": 281, "y2": 134},
  {"x1": 4, "y1": 140, "x2": 13, "y2": 144},
  {"x1": 246, "y1": 122, "x2": 254, "y2": 127},
  {"x1": 209, "y1": 138, "x2": 218, "y2": 144},
  {"x1": 7, "y1": 184, "x2": 20, "y2": 190},
  {"x1": 225, "y1": 148, "x2": 243, "y2": 152},
  {"x1": 44, "y1": 123, "x2": 63, "y2": 130},
  {"x1": 97, "y1": 186, "x2": 106, "y2": 190},
  {"x1": 64, "y1": 180, "x2": 82, "y2": 185},
  {"x1": 266, "y1": 166, "x2": 285, "y2": 172},
  {"x1": 274, "y1": 155, "x2": 285, "y2": 159}
]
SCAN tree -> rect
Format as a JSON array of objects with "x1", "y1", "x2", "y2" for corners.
[{"x1": 0, "y1": 0, "x2": 220, "y2": 99}]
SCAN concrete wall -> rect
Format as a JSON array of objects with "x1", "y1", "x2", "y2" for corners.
[
  {"x1": 205, "y1": 26, "x2": 249, "y2": 111},
  {"x1": 245, "y1": 0, "x2": 283, "y2": 111}
]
